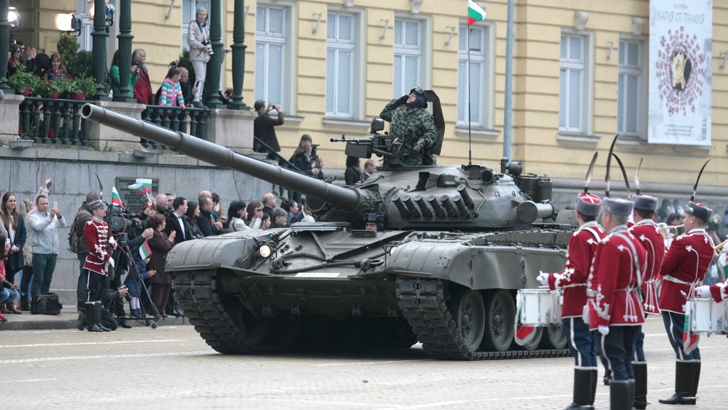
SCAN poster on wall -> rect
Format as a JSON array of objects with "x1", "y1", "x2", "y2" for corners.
[{"x1": 648, "y1": 0, "x2": 712, "y2": 146}]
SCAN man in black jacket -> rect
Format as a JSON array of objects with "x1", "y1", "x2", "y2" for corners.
[
  {"x1": 197, "y1": 197, "x2": 222, "y2": 237},
  {"x1": 165, "y1": 197, "x2": 191, "y2": 245}
]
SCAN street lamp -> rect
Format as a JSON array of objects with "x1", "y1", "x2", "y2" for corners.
[
  {"x1": 88, "y1": 0, "x2": 115, "y2": 27},
  {"x1": 8, "y1": 6, "x2": 18, "y2": 30},
  {"x1": 55, "y1": 13, "x2": 83, "y2": 36}
]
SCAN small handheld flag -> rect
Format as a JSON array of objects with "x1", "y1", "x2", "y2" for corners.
[
  {"x1": 128, "y1": 178, "x2": 153, "y2": 195},
  {"x1": 111, "y1": 187, "x2": 124, "y2": 209},
  {"x1": 139, "y1": 241, "x2": 152, "y2": 260}
]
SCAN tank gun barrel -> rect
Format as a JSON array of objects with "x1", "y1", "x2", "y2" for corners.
[{"x1": 81, "y1": 104, "x2": 360, "y2": 210}]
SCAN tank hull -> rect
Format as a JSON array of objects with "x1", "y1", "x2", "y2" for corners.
[{"x1": 168, "y1": 225, "x2": 572, "y2": 360}]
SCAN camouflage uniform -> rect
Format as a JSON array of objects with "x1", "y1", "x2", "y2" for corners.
[{"x1": 380, "y1": 100, "x2": 436, "y2": 166}]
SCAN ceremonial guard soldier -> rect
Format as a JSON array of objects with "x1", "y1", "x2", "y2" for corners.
[
  {"x1": 537, "y1": 193, "x2": 604, "y2": 410},
  {"x1": 588, "y1": 197, "x2": 647, "y2": 410},
  {"x1": 628, "y1": 194, "x2": 665, "y2": 409},
  {"x1": 82, "y1": 200, "x2": 115, "y2": 332},
  {"x1": 658, "y1": 201, "x2": 714, "y2": 406}
]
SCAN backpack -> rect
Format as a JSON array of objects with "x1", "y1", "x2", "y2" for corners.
[{"x1": 68, "y1": 216, "x2": 80, "y2": 253}]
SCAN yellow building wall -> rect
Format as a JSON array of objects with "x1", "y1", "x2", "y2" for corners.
[{"x1": 29, "y1": 0, "x2": 728, "y2": 189}]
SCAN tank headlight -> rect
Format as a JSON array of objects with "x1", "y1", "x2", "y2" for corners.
[
  {"x1": 388, "y1": 246, "x2": 398, "y2": 256},
  {"x1": 258, "y1": 244, "x2": 272, "y2": 258}
]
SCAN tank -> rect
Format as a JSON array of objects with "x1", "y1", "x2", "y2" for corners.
[{"x1": 82, "y1": 99, "x2": 575, "y2": 360}]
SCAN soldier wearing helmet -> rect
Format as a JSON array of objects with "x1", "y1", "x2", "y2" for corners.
[{"x1": 379, "y1": 86, "x2": 436, "y2": 166}]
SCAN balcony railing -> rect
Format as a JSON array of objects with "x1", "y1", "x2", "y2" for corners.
[
  {"x1": 18, "y1": 97, "x2": 90, "y2": 146},
  {"x1": 141, "y1": 105, "x2": 209, "y2": 149}
]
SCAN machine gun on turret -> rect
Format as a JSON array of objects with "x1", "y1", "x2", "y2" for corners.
[{"x1": 330, "y1": 119, "x2": 396, "y2": 161}]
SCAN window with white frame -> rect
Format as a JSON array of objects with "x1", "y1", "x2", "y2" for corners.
[
  {"x1": 618, "y1": 40, "x2": 644, "y2": 136},
  {"x1": 393, "y1": 19, "x2": 422, "y2": 97},
  {"x1": 559, "y1": 34, "x2": 588, "y2": 133},
  {"x1": 457, "y1": 24, "x2": 491, "y2": 128},
  {"x1": 255, "y1": 5, "x2": 287, "y2": 106},
  {"x1": 326, "y1": 12, "x2": 357, "y2": 118},
  {"x1": 182, "y1": 0, "x2": 211, "y2": 52}
]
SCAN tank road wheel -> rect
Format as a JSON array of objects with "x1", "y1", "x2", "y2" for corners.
[
  {"x1": 481, "y1": 290, "x2": 516, "y2": 352},
  {"x1": 447, "y1": 289, "x2": 486, "y2": 353},
  {"x1": 539, "y1": 322, "x2": 568, "y2": 350}
]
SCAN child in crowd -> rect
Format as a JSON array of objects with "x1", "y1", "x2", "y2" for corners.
[{"x1": 159, "y1": 67, "x2": 186, "y2": 108}]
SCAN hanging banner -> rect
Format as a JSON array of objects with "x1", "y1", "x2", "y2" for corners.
[{"x1": 648, "y1": 0, "x2": 712, "y2": 146}]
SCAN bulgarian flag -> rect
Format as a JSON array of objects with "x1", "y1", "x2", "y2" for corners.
[
  {"x1": 139, "y1": 241, "x2": 152, "y2": 260},
  {"x1": 467, "y1": 0, "x2": 486, "y2": 26},
  {"x1": 111, "y1": 187, "x2": 124, "y2": 209},
  {"x1": 128, "y1": 178, "x2": 153, "y2": 195}
]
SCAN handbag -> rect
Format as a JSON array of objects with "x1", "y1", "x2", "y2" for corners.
[{"x1": 31, "y1": 292, "x2": 63, "y2": 315}]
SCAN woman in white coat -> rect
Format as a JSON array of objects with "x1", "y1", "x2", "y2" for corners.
[{"x1": 188, "y1": 7, "x2": 211, "y2": 108}]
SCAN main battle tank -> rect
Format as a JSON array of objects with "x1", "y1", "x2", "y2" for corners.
[{"x1": 82, "y1": 98, "x2": 575, "y2": 360}]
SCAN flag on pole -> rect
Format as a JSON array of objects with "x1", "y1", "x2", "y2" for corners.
[
  {"x1": 467, "y1": 0, "x2": 486, "y2": 26},
  {"x1": 139, "y1": 241, "x2": 152, "y2": 260},
  {"x1": 111, "y1": 187, "x2": 124, "y2": 209},
  {"x1": 128, "y1": 178, "x2": 153, "y2": 195}
]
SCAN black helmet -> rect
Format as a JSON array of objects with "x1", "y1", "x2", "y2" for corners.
[{"x1": 409, "y1": 86, "x2": 426, "y2": 97}]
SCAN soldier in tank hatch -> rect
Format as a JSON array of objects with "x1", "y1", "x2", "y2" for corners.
[
  {"x1": 379, "y1": 86, "x2": 436, "y2": 166},
  {"x1": 537, "y1": 193, "x2": 604, "y2": 409}
]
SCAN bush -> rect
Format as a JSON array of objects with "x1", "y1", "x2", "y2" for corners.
[{"x1": 57, "y1": 36, "x2": 93, "y2": 79}]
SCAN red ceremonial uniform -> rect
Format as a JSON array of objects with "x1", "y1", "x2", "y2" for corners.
[
  {"x1": 588, "y1": 225, "x2": 647, "y2": 330},
  {"x1": 708, "y1": 279, "x2": 728, "y2": 303},
  {"x1": 658, "y1": 228, "x2": 714, "y2": 314},
  {"x1": 83, "y1": 218, "x2": 111, "y2": 275},
  {"x1": 629, "y1": 219, "x2": 666, "y2": 314},
  {"x1": 547, "y1": 220, "x2": 605, "y2": 318}
]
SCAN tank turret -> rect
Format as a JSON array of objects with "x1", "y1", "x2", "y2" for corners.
[{"x1": 82, "y1": 103, "x2": 554, "y2": 230}]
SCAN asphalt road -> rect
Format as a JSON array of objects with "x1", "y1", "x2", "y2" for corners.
[{"x1": 1, "y1": 317, "x2": 725, "y2": 409}]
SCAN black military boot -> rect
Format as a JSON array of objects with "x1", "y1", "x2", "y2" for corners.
[
  {"x1": 565, "y1": 368, "x2": 594, "y2": 409},
  {"x1": 86, "y1": 302, "x2": 103, "y2": 332},
  {"x1": 659, "y1": 361, "x2": 696, "y2": 405},
  {"x1": 691, "y1": 361, "x2": 701, "y2": 403},
  {"x1": 633, "y1": 362, "x2": 649, "y2": 409},
  {"x1": 95, "y1": 302, "x2": 112, "y2": 332},
  {"x1": 589, "y1": 368, "x2": 598, "y2": 407},
  {"x1": 610, "y1": 380, "x2": 631, "y2": 410}
]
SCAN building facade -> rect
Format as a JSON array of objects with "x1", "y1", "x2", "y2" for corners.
[{"x1": 9, "y1": 0, "x2": 728, "y2": 199}]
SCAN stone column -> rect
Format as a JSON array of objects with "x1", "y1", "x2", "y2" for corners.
[
  {"x1": 204, "y1": 0, "x2": 223, "y2": 107},
  {"x1": 114, "y1": 0, "x2": 134, "y2": 101},
  {"x1": 228, "y1": 0, "x2": 248, "y2": 109},
  {"x1": 92, "y1": 0, "x2": 109, "y2": 100},
  {"x1": 0, "y1": 0, "x2": 10, "y2": 90}
]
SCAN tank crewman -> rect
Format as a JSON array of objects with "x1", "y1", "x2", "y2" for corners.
[
  {"x1": 379, "y1": 86, "x2": 436, "y2": 166},
  {"x1": 658, "y1": 202, "x2": 714, "y2": 406},
  {"x1": 628, "y1": 194, "x2": 665, "y2": 409},
  {"x1": 536, "y1": 193, "x2": 604, "y2": 410},
  {"x1": 588, "y1": 197, "x2": 647, "y2": 410}
]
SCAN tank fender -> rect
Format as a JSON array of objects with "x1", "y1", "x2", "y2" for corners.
[
  {"x1": 387, "y1": 241, "x2": 567, "y2": 290},
  {"x1": 166, "y1": 236, "x2": 255, "y2": 272}
]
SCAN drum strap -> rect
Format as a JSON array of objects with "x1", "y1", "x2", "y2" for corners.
[{"x1": 663, "y1": 275, "x2": 698, "y2": 286}]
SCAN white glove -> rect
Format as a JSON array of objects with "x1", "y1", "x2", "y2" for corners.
[
  {"x1": 695, "y1": 285, "x2": 712, "y2": 298},
  {"x1": 537, "y1": 272, "x2": 549, "y2": 286},
  {"x1": 718, "y1": 253, "x2": 728, "y2": 272},
  {"x1": 598, "y1": 325, "x2": 610, "y2": 336},
  {"x1": 108, "y1": 237, "x2": 116, "y2": 246},
  {"x1": 108, "y1": 258, "x2": 115, "y2": 268}
]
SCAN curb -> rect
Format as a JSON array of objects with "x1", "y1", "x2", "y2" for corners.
[{"x1": 0, "y1": 308, "x2": 189, "y2": 331}]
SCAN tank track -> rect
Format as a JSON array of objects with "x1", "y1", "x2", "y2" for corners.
[
  {"x1": 174, "y1": 269, "x2": 281, "y2": 354},
  {"x1": 175, "y1": 269, "x2": 416, "y2": 354},
  {"x1": 397, "y1": 278, "x2": 570, "y2": 360}
]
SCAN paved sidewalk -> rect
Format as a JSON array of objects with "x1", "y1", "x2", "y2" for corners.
[{"x1": 0, "y1": 307, "x2": 188, "y2": 331}]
